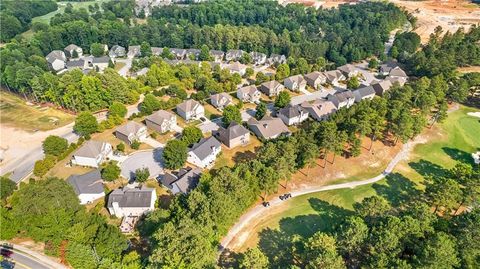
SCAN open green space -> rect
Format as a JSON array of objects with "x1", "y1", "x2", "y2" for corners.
[
  {"x1": 32, "y1": 0, "x2": 108, "y2": 25},
  {"x1": 0, "y1": 91, "x2": 75, "y2": 131},
  {"x1": 241, "y1": 104, "x2": 480, "y2": 251}
]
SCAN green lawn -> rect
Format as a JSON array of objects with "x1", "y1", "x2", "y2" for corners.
[
  {"x1": 32, "y1": 0, "x2": 108, "y2": 25},
  {"x1": 238, "y1": 104, "x2": 480, "y2": 251}
]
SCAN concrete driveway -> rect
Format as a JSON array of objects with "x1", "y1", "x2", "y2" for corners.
[
  {"x1": 198, "y1": 118, "x2": 222, "y2": 133},
  {"x1": 120, "y1": 148, "x2": 164, "y2": 181}
]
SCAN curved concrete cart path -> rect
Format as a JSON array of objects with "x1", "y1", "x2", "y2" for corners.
[{"x1": 120, "y1": 148, "x2": 164, "y2": 181}]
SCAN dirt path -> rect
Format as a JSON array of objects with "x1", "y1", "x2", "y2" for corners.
[{"x1": 220, "y1": 135, "x2": 424, "y2": 251}]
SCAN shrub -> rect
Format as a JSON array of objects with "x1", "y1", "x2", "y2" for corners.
[{"x1": 130, "y1": 140, "x2": 140, "y2": 150}]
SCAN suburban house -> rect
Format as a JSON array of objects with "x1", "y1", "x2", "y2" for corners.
[
  {"x1": 170, "y1": 48, "x2": 187, "y2": 60},
  {"x1": 109, "y1": 45, "x2": 126, "y2": 58},
  {"x1": 237, "y1": 85, "x2": 261, "y2": 103},
  {"x1": 267, "y1": 54, "x2": 287, "y2": 65},
  {"x1": 151, "y1": 47, "x2": 163, "y2": 56},
  {"x1": 64, "y1": 44, "x2": 83, "y2": 58},
  {"x1": 250, "y1": 51, "x2": 267, "y2": 65},
  {"x1": 247, "y1": 115, "x2": 291, "y2": 140},
  {"x1": 46, "y1": 50, "x2": 67, "y2": 72},
  {"x1": 187, "y1": 136, "x2": 222, "y2": 168},
  {"x1": 327, "y1": 89, "x2": 355, "y2": 109},
  {"x1": 107, "y1": 186, "x2": 157, "y2": 218},
  {"x1": 386, "y1": 76, "x2": 407, "y2": 87},
  {"x1": 300, "y1": 99, "x2": 337, "y2": 121},
  {"x1": 186, "y1": 49, "x2": 201, "y2": 60},
  {"x1": 71, "y1": 140, "x2": 112, "y2": 168},
  {"x1": 210, "y1": 92, "x2": 233, "y2": 110},
  {"x1": 210, "y1": 50, "x2": 225, "y2": 62},
  {"x1": 304, "y1": 71, "x2": 327, "y2": 90},
  {"x1": 379, "y1": 60, "x2": 400, "y2": 76},
  {"x1": 67, "y1": 170, "x2": 104, "y2": 205},
  {"x1": 225, "y1": 62, "x2": 248, "y2": 76},
  {"x1": 161, "y1": 167, "x2": 202, "y2": 194},
  {"x1": 371, "y1": 80, "x2": 393, "y2": 96},
  {"x1": 66, "y1": 59, "x2": 89, "y2": 71},
  {"x1": 337, "y1": 64, "x2": 358, "y2": 78},
  {"x1": 213, "y1": 122, "x2": 250, "y2": 148},
  {"x1": 324, "y1": 70, "x2": 346, "y2": 86},
  {"x1": 352, "y1": 85, "x2": 376, "y2": 103},
  {"x1": 225, "y1": 49, "x2": 245, "y2": 62},
  {"x1": 92, "y1": 56, "x2": 111, "y2": 72},
  {"x1": 259, "y1": 80, "x2": 284, "y2": 97},
  {"x1": 284, "y1": 75, "x2": 307, "y2": 92},
  {"x1": 115, "y1": 121, "x2": 147, "y2": 145},
  {"x1": 278, "y1": 105, "x2": 309, "y2": 126},
  {"x1": 127, "y1": 45, "x2": 141, "y2": 58},
  {"x1": 145, "y1": 110, "x2": 177, "y2": 133},
  {"x1": 176, "y1": 99, "x2": 205, "y2": 121}
]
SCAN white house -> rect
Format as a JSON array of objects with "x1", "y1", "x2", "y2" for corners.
[
  {"x1": 352, "y1": 85, "x2": 376, "y2": 103},
  {"x1": 92, "y1": 56, "x2": 111, "y2": 72},
  {"x1": 67, "y1": 170, "x2": 105, "y2": 205},
  {"x1": 46, "y1": 50, "x2": 67, "y2": 72},
  {"x1": 115, "y1": 121, "x2": 147, "y2": 145},
  {"x1": 324, "y1": 70, "x2": 346, "y2": 86},
  {"x1": 337, "y1": 64, "x2": 358, "y2": 78},
  {"x1": 250, "y1": 51, "x2": 267, "y2": 65},
  {"x1": 145, "y1": 110, "x2": 177, "y2": 133},
  {"x1": 304, "y1": 71, "x2": 327, "y2": 90},
  {"x1": 225, "y1": 62, "x2": 248, "y2": 76},
  {"x1": 176, "y1": 99, "x2": 205, "y2": 121},
  {"x1": 278, "y1": 105, "x2": 309, "y2": 126},
  {"x1": 107, "y1": 186, "x2": 157, "y2": 218},
  {"x1": 187, "y1": 136, "x2": 222, "y2": 168},
  {"x1": 259, "y1": 80, "x2": 284, "y2": 97},
  {"x1": 327, "y1": 89, "x2": 355, "y2": 109},
  {"x1": 210, "y1": 92, "x2": 233, "y2": 110},
  {"x1": 71, "y1": 140, "x2": 112, "y2": 168},
  {"x1": 237, "y1": 85, "x2": 261, "y2": 103},
  {"x1": 225, "y1": 49, "x2": 244, "y2": 62},
  {"x1": 64, "y1": 44, "x2": 83, "y2": 58},
  {"x1": 284, "y1": 75, "x2": 307, "y2": 92}
]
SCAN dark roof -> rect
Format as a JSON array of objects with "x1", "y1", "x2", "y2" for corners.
[
  {"x1": 66, "y1": 59, "x2": 85, "y2": 68},
  {"x1": 353, "y1": 85, "x2": 375, "y2": 98},
  {"x1": 279, "y1": 105, "x2": 304, "y2": 119},
  {"x1": 162, "y1": 167, "x2": 202, "y2": 194},
  {"x1": 189, "y1": 136, "x2": 221, "y2": 161},
  {"x1": 333, "y1": 88, "x2": 354, "y2": 102},
  {"x1": 67, "y1": 170, "x2": 104, "y2": 195},
  {"x1": 214, "y1": 122, "x2": 249, "y2": 143},
  {"x1": 92, "y1": 56, "x2": 110, "y2": 64},
  {"x1": 107, "y1": 187, "x2": 155, "y2": 208}
]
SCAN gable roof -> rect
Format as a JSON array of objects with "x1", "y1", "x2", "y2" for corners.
[
  {"x1": 163, "y1": 167, "x2": 202, "y2": 194},
  {"x1": 107, "y1": 187, "x2": 155, "y2": 208},
  {"x1": 328, "y1": 88, "x2": 354, "y2": 104},
  {"x1": 353, "y1": 85, "x2": 376, "y2": 98},
  {"x1": 238, "y1": 85, "x2": 259, "y2": 96},
  {"x1": 46, "y1": 50, "x2": 66, "y2": 63},
  {"x1": 279, "y1": 105, "x2": 305, "y2": 119},
  {"x1": 285, "y1": 75, "x2": 306, "y2": 84},
  {"x1": 227, "y1": 61, "x2": 247, "y2": 72},
  {"x1": 66, "y1": 59, "x2": 86, "y2": 69},
  {"x1": 389, "y1": 66, "x2": 407, "y2": 77},
  {"x1": 67, "y1": 170, "x2": 104, "y2": 195},
  {"x1": 214, "y1": 122, "x2": 249, "y2": 143},
  {"x1": 116, "y1": 121, "x2": 145, "y2": 136},
  {"x1": 324, "y1": 70, "x2": 344, "y2": 81},
  {"x1": 177, "y1": 99, "x2": 202, "y2": 113},
  {"x1": 74, "y1": 140, "x2": 108, "y2": 158},
  {"x1": 189, "y1": 136, "x2": 221, "y2": 161},
  {"x1": 379, "y1": 60, "x2": 399, "y2": 73},
  {"x1": 337, "y1": 64, "x2": 356, "y2": 74},
  {"x1": 300, "y1": 99, "x2": 337, "y2": 120},
  {"x1": 371, "y1": 80, "x2": 393, "y2": 95},
  {"x1": 65, "y1": 44, "x2": 81, "y2": 52},
  {"x1": 146, "y1": 110, "x2": 175, "y2": 125},
  {"x1": 304, "y1": 71, "x2": 326, "y2": 82},
  {"x1": 247, "y1": 115, "x2": 290, "y2": 139},
  {"x1": 260, "y1": 80, "x2": 282, "y2": 91},
  {"x1": 211, "y1": 92, "x2": 232, "y2": 104}
]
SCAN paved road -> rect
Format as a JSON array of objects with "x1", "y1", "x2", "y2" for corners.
[
  {"x1": 120, "y1": 149, "x2": 164, "y2": 181},
  {"x1": 220, "y1": 136, "x2": 421, "y2": 251},
  {"x1": 1, "y1": 244, "x2": 67, "y2": 269}
]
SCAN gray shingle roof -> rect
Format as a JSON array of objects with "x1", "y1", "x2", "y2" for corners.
[
  {"x1": 353, "y1": 85, "x2": 375, "y2": 98},
  {"x1": 67, "y1": 170, "x2": 104, "y2": 195},
  {"x1": 92, "y1": 56, "x2": 110, "y2": 64},
  {"x1": 107, "y1": 187, "x2": 154, "y2": 208},
  {"x1": 46, "y1": 50, "x2": 66, "y2": 63},
  {"x1": 162, "y1": 167, "x2": 202, "y2": 194},
  {"x1": 115, "y1": 121, "x2": 145, "y2": 137},
  {"x1": 74, "y1": 140, "x2": 107, "y2": 158},
  {"x1": 146, "y1": 110, "x2": 175, "y2": 125},
  {"x1": 214, "y1": 122, "x2": 249, "y2": 143},
  {"x1": 247, "y1": 115, "x2": 290, "y2": 139},
  {"x1": 189, "y1": 136, "x2": 221, "y2": 161},
  {"x1": 279, "y1": 105, "x2": 304, "y2": 119},
  {"x1": 177, "y1": 99, "x2": 202, "y2": 113}
]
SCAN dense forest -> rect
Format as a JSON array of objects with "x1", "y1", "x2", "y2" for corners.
[{"x1": 0, "y1": 0, "x2": 57, "y2": 42}]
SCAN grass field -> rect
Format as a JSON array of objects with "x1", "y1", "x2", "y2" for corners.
[
  {"x1": 0, "y1": 91, "x2": 75, "y2": 131},
  {"x1": 237, "y1": 104, "x2": 480, "y2": 251},
  {"x1": 32, "y1": 0, "x2": 109, "y2": 25}
]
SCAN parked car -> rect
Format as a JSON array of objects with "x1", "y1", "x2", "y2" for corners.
[
  {"x1": 262, "y1": 201, "x2": 270, "y2": 207},
  {"x1": 1, "y1": 248, "x2": 13, "y2": 258}
]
